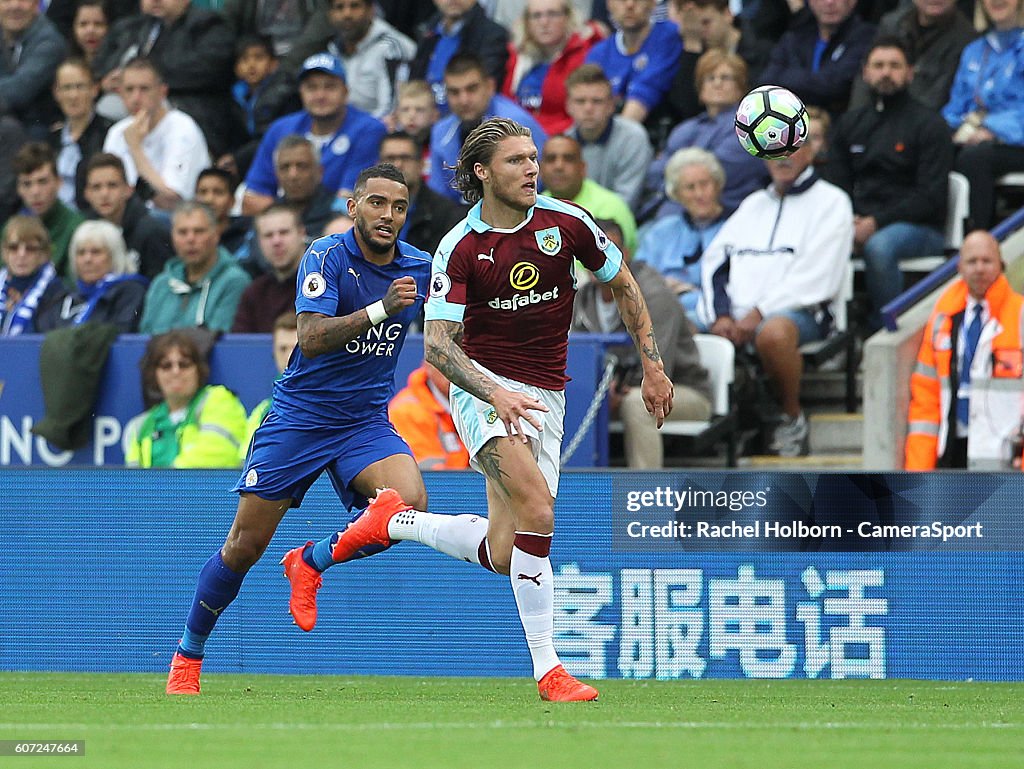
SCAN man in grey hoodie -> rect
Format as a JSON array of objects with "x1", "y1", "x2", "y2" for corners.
[{"x1": 571, "y1": 219, "x2": 712, "y2": 468}]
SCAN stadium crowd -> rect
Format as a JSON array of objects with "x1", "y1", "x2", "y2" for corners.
[{"x1": 3, "y1": 0, "x2": 1024, "y2": 466}]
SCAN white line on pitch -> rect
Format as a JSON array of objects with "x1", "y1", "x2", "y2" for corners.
[{"x1": 0, "y1": 722, "x2": 1019, "y2": 731}]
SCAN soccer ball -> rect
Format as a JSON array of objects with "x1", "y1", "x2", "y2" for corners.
[{"x1": 734, "y1": 85, "x2": 808, "y2": 159}]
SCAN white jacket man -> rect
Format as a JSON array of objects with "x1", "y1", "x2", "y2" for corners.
[{"x1": 699, "y1": 144, "x2": 854, "y2": 457}]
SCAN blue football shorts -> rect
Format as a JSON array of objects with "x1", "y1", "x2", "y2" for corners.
[{"x1": 232, "y1": 409, "x2": 413, "y2": 512}]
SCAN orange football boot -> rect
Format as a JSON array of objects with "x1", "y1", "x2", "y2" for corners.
[
  {"x1": 166, "y1": 651, "x2": 203, "y2": 695},
  {"x1": 537, "y1": 665, "x2": 599, "y2": 702},
  {"x1": 330, "y1": 488, "x2": 412, "y2": 562},
  {"x1": 281, "y1": 542, "x2": 323, "y2": 631}
]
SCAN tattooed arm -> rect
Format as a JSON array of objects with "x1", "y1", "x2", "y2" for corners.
[
  {"x1": 606, "y1": 262, "x2": 675, "y2": 426},
  {"x1": 424, "y1": 318, "x2": 548, "y2": 443},
  {"x1": 298, "y1": 276, "x2": 417, "y2": 358}
]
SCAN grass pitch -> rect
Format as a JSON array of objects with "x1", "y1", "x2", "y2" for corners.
[{"x1": 0, "y1": 674, "x2": 1021, "y2": 769}]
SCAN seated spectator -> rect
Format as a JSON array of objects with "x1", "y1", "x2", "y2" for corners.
[
  {"x1": 323, "y1": 212, "x2": 355, "y2": 235},
  {"x1": 659, "y1": 0, "x2": 753, "y2": 128},
  {"x1": 410, "y1": 0, "x2": 510, "y2": 112},
  {"x1": 0, "y1": 0, "x2": 66, "y2": 138},
  {"x1": 264, "y1": 135, "x2": 339, "y2": 241},
  {"x1": 65, "y1": 0, "x2": 125, "y2": 122},
  {"x1": 242, "y1": 52, "x2": 385, "y2": 215},
  {"x1": 36, "y1": 219, "x2": 147, "y2": 332},
  {"x1": 232, "y1": 204, "x2": 305, "y2": 333},
  {"x1": 10, "y1": 142, "x2": 85, "y2": 277},
  {"x1": 83, "y1": 153, "x2": 174, "y2": 280},
  {"x1": 389, "y1": 361, "x2": 470, "y2": 469},
  {"x1": 699, "y1": 131, "x2": 854, "y2": 457},
  {"x1": 644, "y1": 49, "x2": 769, "y2": 219},
  {"x1": 943, "y1": 0, "x2": 1024, "y2": 231},
  {"x1": 394, "y1": 80, "x2": 441, "y2": 159},
  {"x1": 585, "y1": 0, "x2": 683, "y2": 123},
  {"x1": 849, "y1": 0, "x2": 976, "y2": 112},
  {"x1": 68, "y1": 0, "x2": 108, "y2": 66},
  {"x1": 139, "y1": 201, "x2": 251, "y2": 334},
  {"x1": 379, "y1": 131, "x2": 467, "y2": 255},
  {"x1": 672, "y1": 0, "x2": 775, "y2": 89},
  {"x1": 572, "y1": 218, "x2": 712, "y2": 469},
  {"x1": 826, "y1": 37, "x2": 953, "y2": 333},
  {"x1": 906, "y1": 231, "x2": 1024, "y2": 470},
  {"x1": 125, "y1": 329, "x2": 248, "y2": 468},
  {"x1": 502, "y1": 0, "x2": 606, "y2": 135},
  {"x1": 805, "y1": 105, "x2": 832, "y2": 169},
  {"x1": 225, "y1": 34, "x2": 301, "y2": 179},
  {"x1": 102, "y1": 58, "x2": 211, "y2": 213},
  {"x1": 241, "y1": 309, "x2": 299, "y2": 457},
  {"x1": 49, "y1": 58, "x2": 113, "y2": 211},
  {"x1": 758, "y1": 0, "x2": 876, "y2": 115},
  {"x1": 195, "y1": 168, "x2": 251, "y2": 257},
  {"x1": 221, "y1": 0, "x2": 320, "y2": 59},
  {"x1": 92, "y1": 0, "x2": 238, "y2": 158},
  {"x1": 539, "y1": 133, "x2": 637, "y2": 252},
  {"x1": 565, "y1": 63, "x2": 652, "y2": 208},
  {"x1": 322, "y1": 0, "x2": 416, "y2": 119},
  {"x1": 0, "y1": 215, "x2": 65, "y2": 335},
  {"x1": 429, "y1": 53, "x2": 548, "y2": 203},
  {"x1": 635, "y1": 147, "x2": 728, "y2": 330},
  {"x1": 376, "y1": 0, "x2": 437, "y2": 40}
]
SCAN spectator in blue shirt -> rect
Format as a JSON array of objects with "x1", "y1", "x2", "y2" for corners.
[
  {"x1": 943, "y1": 0, "x2": 1024, "y2": 230},
  {"x1": 643, "y1": 50, "x2": 770, "y2": 220},
  {"x1": 409, "y1": 0, "x2": 510, "y2": 113},
  {"x1": 585, "y1": 0, "x2": 683, "y2": 123},
  {"x1": 634, "y1": 147, "x2": 727, "y2": 331},
  {"x1": 758, "y1": 0, "x2": 876, "y2": 116},
  {"x1": 427, "y1": 53, "x2": 548, "y2": 203},
  {"x1": 242, "y1": 52, "x2": 385, "y2": 216}
]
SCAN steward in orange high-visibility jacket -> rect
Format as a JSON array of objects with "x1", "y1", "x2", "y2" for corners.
[
  {"x1": 906, "y1": 248, "x2": 1024, "y2": 470},
  {"x1": 388, "y1": 365, "x2": 470, "y2": 470}
]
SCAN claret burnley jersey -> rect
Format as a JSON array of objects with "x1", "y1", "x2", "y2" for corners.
[
  {"x1": 425, "y1": 196, "x2": 622, "y2": 390},
  {"x1": 273, "y1": 229, "x2": 432, "y2": 425}
]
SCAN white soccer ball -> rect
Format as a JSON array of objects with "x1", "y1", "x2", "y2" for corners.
[{"x1": 734, "y1": 85, "x2": 809, "y2": 159}]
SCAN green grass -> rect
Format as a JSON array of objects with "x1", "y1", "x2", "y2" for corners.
[{"x1": 0, "y1": 674, "x2": 1022, "y2": 769}]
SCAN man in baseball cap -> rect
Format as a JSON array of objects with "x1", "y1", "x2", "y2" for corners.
[
  {"x1": 299, "y1": 53, "x2": 347, "y2": 83},
  {"x1": 243, "y1": 52, "x2": 386, "y2": 215}
]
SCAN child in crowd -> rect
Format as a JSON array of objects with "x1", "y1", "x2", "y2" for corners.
[
  {"x1": 225, "y1": 35, "x2": 300, "y2": 178},
  {"x1": 394, "y1": 81, "x2": 439, "y2": 181}
]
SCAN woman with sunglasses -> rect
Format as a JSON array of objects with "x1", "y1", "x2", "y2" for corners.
[{"x1": 125, "y1": 329, "x2": 247, "y2": 468}]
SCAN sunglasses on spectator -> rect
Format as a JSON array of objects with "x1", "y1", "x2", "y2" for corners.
[
  {"x1": 158, "y1": 359, "x2": 197, "y2": 372},
  {"x1": 3, "y1": 241, "x2": 44, "y2": 254},
  {"x1": 528, "y1": 9, "x2": 567, "y2": 20}
]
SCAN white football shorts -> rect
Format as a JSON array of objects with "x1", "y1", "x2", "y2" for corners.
[{"x1": 449, "y1": 361, "x2": 565, "y2": 498}]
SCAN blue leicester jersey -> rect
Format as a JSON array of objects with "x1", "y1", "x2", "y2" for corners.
[
  {"x1": 272, "y1": 229, "x2": 432, "y2": 425},
  {"x1": 585, "y1": 21, "x2": 682, "y2": 111}
]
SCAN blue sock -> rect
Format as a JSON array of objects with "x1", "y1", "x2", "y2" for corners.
[
  {"x1": 176, "y1": 552, "x2": 245, "y2": 659},
  {"x1": 305, "y1": 533, "x2": 340, "y2": 572}
]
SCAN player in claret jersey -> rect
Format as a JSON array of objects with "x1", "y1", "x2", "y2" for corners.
[{"x1": 327, "y1": 118, "x2": 675, "y2": 702}]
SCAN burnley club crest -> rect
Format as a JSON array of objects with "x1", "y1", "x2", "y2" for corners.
[{"x1": 535, "y1": 227, "x2": 561, "y2": 256}]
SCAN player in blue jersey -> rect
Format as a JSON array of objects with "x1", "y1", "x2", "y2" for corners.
[{"x1": 167, "y1": 163, "x2": 444, "y2": 694}]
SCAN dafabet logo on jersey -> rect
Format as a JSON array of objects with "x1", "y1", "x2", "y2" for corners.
[
  {"x1": 509, "y1": 261, "x2": 540, "y2": 290},
  {"x1": 490, "y1": 261, "x2": 557, "y2": 311}
]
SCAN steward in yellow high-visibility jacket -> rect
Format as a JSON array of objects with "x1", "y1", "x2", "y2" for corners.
[{"x1": 126, "y1": 384, "x2": 248, "y2": 468}]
